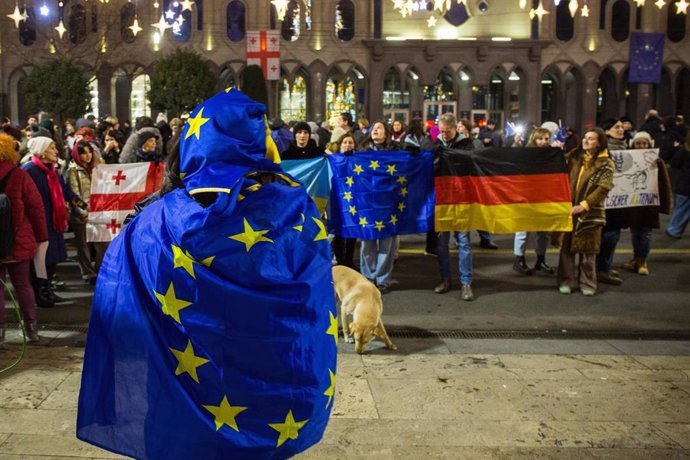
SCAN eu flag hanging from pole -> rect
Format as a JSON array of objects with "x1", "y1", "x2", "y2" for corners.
[
  {"x1": 629, "y1": 32, "x2": 665, "y2": 84},
  {"x1": 77, "y1": 89, "x2": 337, "y2": 460},
  {"x1": 327, "y1": 150, "x2": 435, "y2": 240}
]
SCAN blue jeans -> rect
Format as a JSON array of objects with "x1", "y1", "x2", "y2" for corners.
[
  {"x1": 596, "y1": 228, "x2": 621, "y2": 272},
  {"x1": 667, "y1": 194, "x2": 690, "y2": 237},
  {"x1": 630, "y1": 227, "x2": 652, "y2": 260},
  {"x1": 360, "y1": 237, "x2": 395, "y2": 288},
  {"x1": 437, "y1": 232, "x2": 472, "y2": 285},
  {"x1": 513, "y1": 232, "x2": 549, "y2": 256}
]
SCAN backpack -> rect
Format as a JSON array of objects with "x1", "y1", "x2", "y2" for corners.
[{"x1": 0, "y1": 167, "x2": 17, "y2": 259}]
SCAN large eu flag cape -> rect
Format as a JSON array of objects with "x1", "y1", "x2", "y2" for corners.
[{"x1": 77, "y1": 89, "x2": 338, "y2": 459}]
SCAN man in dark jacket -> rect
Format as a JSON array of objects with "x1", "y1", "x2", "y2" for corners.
[{"x1": 282, "y1": 121, "x2": 325, "y2": 160}]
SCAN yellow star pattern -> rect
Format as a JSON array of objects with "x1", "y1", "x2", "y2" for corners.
[
  {"x1": 369, "y1": 160, "x2": 380, "y2": 170},
  {"x1": 359, "y1": 216, "x2": 368, "y2": 227},
  {"x1": 398, "y1": 202, "x2": 406, "y2": 212},
  {"x1": 229, "y1": 218, "x2": 274, "y2": 252},
  {"x1": 172, "y1": 244, "x2": 198, "y2": 278},
  {"x1": 312, "y1": 216, "x2": 328, "y2": 241},
  {"x1": 348, "y1": 205, "x2": 357, "y2": 216},
  {"x1": 200, "y1": 256, "x2": 215, "y2": 267},
  {"x1": 203, "y1": 395, "x2": 247, "y2": 432},
  {"x1": 343, "y1": 191, "x2": 353, "y2": 202},
  {"x1": 396, "y1": 176, "x2": 408, "y2": 185},
  {"x1": 345, "y1": 176, "x2": 354, "y2": 186},
  {"x1": 390, "y1": 215, "x2": 399, "y2": 225},
  {"x1": 353, "y1": 164, "x2": 364, "y2": 175},
  {"x1": 326, "y1": 311, "x2": 338, "y2": 345},
  {"x1": 400, "y1": 187, "x2": 408, "y2": 197},
  {"x1": 293, "y1": 213, "x2": 305, "y2": 232},
  {"x1": 169, "y1": 340, "x2": 209, "y2": 383},
  {"x1": 386, "y1": 164, "x2": 397, "y2": 175},
  {"x1": 323, "y1": 369, "x2": 336, "y2": 407},
  {"x1": 269, "y1": 410, "x2": 309, "y2": 447},
  {"x1": 154, "y1": 283, "x2": 192, "y2": 324},
  {"x1": 185, "y1": 107, "x2": 210, "y2": 140},
  {"x1": 375, "y1": 220, "x2": 385, "y2": 231}
]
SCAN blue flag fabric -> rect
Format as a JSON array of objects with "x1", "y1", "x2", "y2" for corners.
[
  {"x1": 326, "y1": 150, "x2": 435, "y2": 240},
  {"x1": 629, "y1": 32, "x2": 665, "y2": 84},
  {"x1": 280, "y1": 157, "x2": 332, "y2": 214},
  {"x1": 77, "y1": 89, "x2": 337, "y2": 460},
  {"x1": 555, "y1": 124, "x2": 568, "y2": 143}
]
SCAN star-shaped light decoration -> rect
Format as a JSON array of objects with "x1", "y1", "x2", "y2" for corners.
[
  {"x1": 152, "y1": 13, "x2": 172, "y2": 36},
  {"x1": 203, "y1": 395, "x2": 247, "y2": 432},
  {"x1": 269, "y1": 410, "x2": 309, "y2": 448},
  {"x1": 154, "y1": 282, "x2": 192, "y2": 324},
  {"x1": 323, "y1": 369, "x2": 336, "y2": 407},
  {"x1": 633, "y1": 0, "x2": 645, "y2": 6},
  {"x1": 180, "y1": 0, "x2": 194, "y2": 11},
  {"x1": 165, "y1": 9, "x2": 176, "y2": 19},
  {"x1": 581, "y1": 3, "x2": 590, "y2": 16},
  {"x1": 530, "y1": 1, "x2": 550, "y2": 21},
  {"x1": 185, "y1": 107, "x2": 210, "y2": 139},
  {"x1": 427, "y1": 15, "x2": 437, "y2": 27},
  {"x1": 676, "y1": 0, "x2": 689, "y2": 14},
  {"x1": 169, "y1": 340, "x2": 210, "y2": 383},
  {"x1": 129, "y1": 17, "x2": 142, "y2": 36},
  {"x1": 568, "y1": 0, "x2": 578, "y2": 17},
  {"x1": 229, "y1": 218, "x2": 274, "y2": 252},
  {"x1": 519, "y1": 0, "x2": 527, "y2": 9},
  {"x1": 654, "y1": 0, "x2": 665, "y2": 8},
  {"x1": 55, "y1": 19, "x2": 67, "y2": 38},
  {"x1": 326, "y1": 311, "x2": 338, "y2": 345},
  {"x1": 7, "y1": 5, "x2": 24, "y2": 28}
]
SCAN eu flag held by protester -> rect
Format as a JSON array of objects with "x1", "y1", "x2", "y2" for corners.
[
  {"x1": 327, "y1": 150, "x2": 435, "y2": 240},
  {"x1": 280, "y1": 157, "x2": 332, "y2": 214},
  {"x1": 77, "y1": 89, "x2": 337, "y2": 459},
  {"x1": 629, "y1": 32, "x2": 665, "y2": 84},
  {"x1": 435, "y1": 147, "x2": 573, "y2": 233}
]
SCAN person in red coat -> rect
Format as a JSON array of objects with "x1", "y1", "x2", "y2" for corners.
[{"x1": 0, "y1": 133, "x2": 48, "y2": 343}]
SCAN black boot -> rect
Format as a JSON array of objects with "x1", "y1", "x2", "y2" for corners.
[
  {"x1": 513, "y1": 256, "x2": 533, "y2": 275},
  {"x1": 534, "y1": 255, "x2": 555, "y2": 274},
  {"x1": 26, "y1": 320, "x2": 39, "y2": 342},
  {"x1": 36, "y1": 279, "x2": 55, "y2": 308}
]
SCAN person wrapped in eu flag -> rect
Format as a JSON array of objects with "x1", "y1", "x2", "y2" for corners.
[{"x1": 77, "y1": 89, "x2": 338, "y2": 459}]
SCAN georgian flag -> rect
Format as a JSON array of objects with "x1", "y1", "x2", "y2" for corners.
[
  {"x1": 86, "y1": 162, "x2": 165, "y2": 242},
  {"x1": 246, "y1": 30, "x2": 280, "y2": 80}
]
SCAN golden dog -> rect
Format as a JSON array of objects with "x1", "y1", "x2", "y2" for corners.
[{"x1": 332, "y1": 265, "x2": 396, "y2": 354}]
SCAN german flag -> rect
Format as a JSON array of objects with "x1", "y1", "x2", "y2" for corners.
[{"x1": 434, "y1": 147, "x2": 573, "y2": 233}]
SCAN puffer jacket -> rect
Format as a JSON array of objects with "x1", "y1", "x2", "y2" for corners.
[{"x1": 0, "y1": 162, "x2": 48, "y2": 262}]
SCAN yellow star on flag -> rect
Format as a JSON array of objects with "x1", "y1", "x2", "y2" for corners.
[
  {"x1": 359, "y1": 216, "x2": 368, "y2": 227},
  {"x1": 229, "y1": 218, "x2": 273, "y2": 252},
  {"x1": 169, "y1": 340, "x2": 209, "y2": 383},
  {"x1": 343, "y1": 191, "x2": 353, "y2": 202},
  {"x1": 172, "y1": 244, "x2": 198, "y2": 278},
  {"x1": 400, "y1": 187, "x2": 408, "y2": 197},
  {"x1": 269, "y1": 410, "x2": 309, "y2": 447},
  {"x1": 386, "y1": 164, "x2": 397, "y2": 175},
  {"x1": 375, "y1": 221, "x2": 385, "y2": 231},
  {"x1": 353, "y1": 164, "x2": 364, "y2": 175},
  {"x1": 345, "y1": 176, "x2": 354, "y2": 186},
  {"x1": 369, "y1": 160, "x2": 380, "y2": 170},
  {"x1": 203, "y1": 395, "x2": 247, "y2": 432},
  {"x1": 348, "y1": 205, "x2": 357, "y2": 216},
  {"x1": 154, "y1": 282, "x2": 192, "y2": 324},
  {"x1": 185, "y1": 107, "x2": 210, "y2": 140},
  {"x1": 200, "y1": 256, "x2": 215, "y2": 267},
  {"x1": 398, "y1": 202, "x2": 406, "y2": 212},
  {"x1": 390, "y1": 215, "x2": 398, "y2": 225},
  {"x1": 293, "y1": 213, "x2": 305, "y2": 232},
  {"x1": 326, "y1": 311, "x2": 338, "y2": 345},
  {"x1": 396, "y1": 176, "x2": 408, "y2": 185},
  {"x1": 324, "y1": 369, "x2": 336, "y2": 407},
  {"x1": 311, "y1": 216, "x2": 328, "y2": 241}
]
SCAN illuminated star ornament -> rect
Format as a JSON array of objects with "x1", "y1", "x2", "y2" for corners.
[
  {"x1": 676, "y1": 0, "x2": 689, "y2": 14},
  {"x1": 427, "y1": 16, "x2": 437, "y2": 27},
  {"x1": 654, "y1": 0, "x2": 665, "y2": 7},
  {"x1": 581, "y1": 3, "x2": 590, "y2": 16},
  {"x1": 180, "y1": 0, "x2": 194, "y2": 11},
  {"x1": 269, "y1": 410, "x2": 309, "y2": 448},
  {"x1": 7, "y1": 5, "x2": 24, "y2": 27},
  {"x1": 529, "y1": 1, "x2": 550, "y2": 20},
  {"x1": 152, "y1": 13, "x2": 172, "y2": 35},
  {"x1": 129, "y1": 17, "x2": 142, "y2": 36},
  {"x1": 634, "y1": 0, "x2": 645, "y2": 5},
  {"x1": 202, "y1": 395, "x2": 247, "y2": 432},
  {"x1": 55, "y1": 19, "x2": 67, "y2": 39},
  {"x1": 169, "y1": 340, "x2": 209, "y2": 383}
]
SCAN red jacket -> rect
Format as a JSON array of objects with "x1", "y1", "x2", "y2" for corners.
[{"x1": 0, "y1": 161, "x2": 48, "y2": 262}]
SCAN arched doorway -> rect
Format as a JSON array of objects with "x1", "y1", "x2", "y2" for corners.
[
  {"x1": 541, "y1": 68, "x2": 561, "y2": 124},
  {"x1": 382, "y1": 66, "x2": 409, "y2": 125}
]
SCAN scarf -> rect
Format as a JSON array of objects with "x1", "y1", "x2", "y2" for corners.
[{"x1": 31, "y1": 155, "x2": 68, "y2": 232}]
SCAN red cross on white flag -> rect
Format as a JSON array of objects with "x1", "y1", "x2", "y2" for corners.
[
  {"x1": 86, "y1": 162, "x2": 165, "y2": 242},
  {"x1": 246, "y1": 30, "x2": 280, "y2": 80}
]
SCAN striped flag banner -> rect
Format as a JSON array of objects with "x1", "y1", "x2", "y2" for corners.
[
  {"x1": 86, "y1": 162, "x2": 165, "y2": 242},
  {"x1": 434, "y1": 147, "x2": 573, "y2": 233},
  {"x1": 280, "y1": 157, "x2": 332, "y2": 214}
]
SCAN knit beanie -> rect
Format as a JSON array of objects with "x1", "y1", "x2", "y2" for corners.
[
  {"x1": 293, "y1": 121, "x2": 311, "y2": 136},
  {"x1": 630, "y1": 131, "x2": 654, "y2": 148},
  {"x1": 27, "y1": 136, "x2": 55, "y2": 156},
  {"x1": 138, "y1": 131, "x2": 158, "y2": 149}
]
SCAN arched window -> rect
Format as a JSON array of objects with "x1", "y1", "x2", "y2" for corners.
[
  {"x1": 443, "y1": 2, "x2": 470, "y2": 26},
  {"x1": 69, "y1": 4, "x2": 87, "y2": 44},
  {"x1": 325, "y1": 68, "x2": 358, "y2": 122},
  {"x1": 667, "y1": 0, "x2": 686, "y2": 43},
  {"x1": 335, "y1": 0, "x2": 354, "y2": 42},
  {"x1": 555, "y1": 1, "x2": 574, "y2": 42},
  {"x1": 173, "y1": 10, "x2": 192, "y2": 43},
  {"x1": 280, "y1": 0, "x2": 300, "y2": 42},
  {"x1": 88, "y1": 77, "x2": 99, "y2": 118},
  {"x1": 599, "y1": 0, "x2": 609, "y2": 29},
  {"x1": 488, "y1": 70, "x2": 504, "y2": 111},
  {"x1": 120, "y1": 3, "x2": 136, "y2": 44},
  {"x1": 18, "y1": 7, "x2": 36, "y2": 46},
  {"x1": 131, "y1": 74, "x2": 151, "y2": 119},
  {"x1": 610, "y1": 0, "x2": 630, "y2": 42},
  {"x1": 227, "y1": 0, "x2": 246, "y2": 42},
  {"x1": 280, "y1": 72, "x2": 308, "y2": 121}
]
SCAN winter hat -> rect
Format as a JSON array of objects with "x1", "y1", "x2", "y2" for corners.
[
  {"x1": 75, "y1": 118, "x2": 96, "y2": 130},
  {"x1": 541, "y1": 121, "x2": 559, "y2": 135},
  {"x1": 293, "y1": 121, "x2": 311, "y2": 136},
  {"x1": 138, "y1": 131, "x2": 158, "y2": 149},
  {"x1": 630, "y1": 131, "x2": 654, "y2": 148},
  {"x1": 27, "y1": 136, "x2": 55, "y2": 156},
  {"x1": 29, "y1": 124, "x2": 53, "y2": 139},
  {"x1": 269, "y1": 117, "x2": 285, "y2": 130}
]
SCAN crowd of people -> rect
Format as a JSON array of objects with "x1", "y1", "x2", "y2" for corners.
[{"x1": 1, "y1": 106, "x2": 689, "y2": 343}]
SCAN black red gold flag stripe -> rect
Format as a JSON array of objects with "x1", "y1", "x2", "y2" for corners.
[{"x1": 434, "y1": 147, "x2": 573, "y2": 233}]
